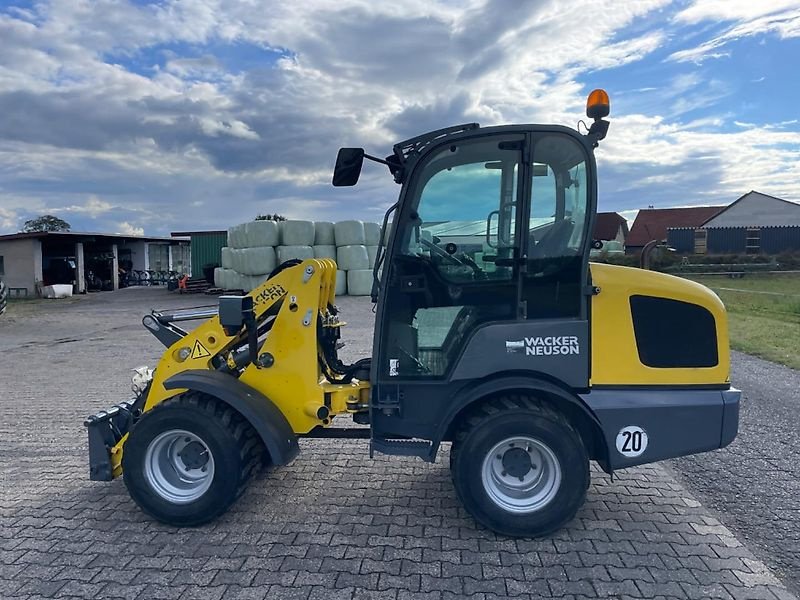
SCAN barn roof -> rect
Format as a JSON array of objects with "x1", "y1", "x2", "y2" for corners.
[
  {"x1": 627, "y1": 206, "x2": 725, "y2": 247},
  {"x1": 593, "y1": 212, "x2": 628, "y2": 241}
]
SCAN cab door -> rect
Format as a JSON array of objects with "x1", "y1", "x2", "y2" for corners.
[
  {"x1": 370, "y1": 129, "x2": 594, "y2": 441},
  {"x1": 370, "y1": 133, "x2": 527, "y2": 438}
]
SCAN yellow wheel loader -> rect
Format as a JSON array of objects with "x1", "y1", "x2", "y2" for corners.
[{"x1": 86, "y1": 90, "x2": 740, "y2": 537}]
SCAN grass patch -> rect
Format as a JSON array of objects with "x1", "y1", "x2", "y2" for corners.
[{"x1": 685, "y1": 274, "x2": 800, "y2": 370}]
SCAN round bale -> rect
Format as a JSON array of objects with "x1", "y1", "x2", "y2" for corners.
[
  {"x1": 245, "y1": 220, "x2": 280, "y2": 247},
  {"x1": 313, "y1": 245, "x2": 337, "y2": 260},
  {"x1": 280, "y1": 220, "x2": 315, "y2": 246},
  {"x1": 347, "y1": 270, "x2": 373, "y2": 296},
  {"x1": 337, "y1": 245, "x2": 369, "y2": 271},
  {"x1": 334, "y1": 220, "x2": 366, "y2": 246},
  {"x1": 277, "y1": 245, "x2": 314, "y2": 264},
  {"x1": 314, "y1": 221, "x2": 335, "y2": 245}
]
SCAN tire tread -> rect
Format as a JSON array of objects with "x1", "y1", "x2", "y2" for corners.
[
  {"x1": 450, "y1": 393, "x2": 589, "y2": 537},
  {"x1": 124, "y1": 391, "x2": 263, "y2": 524}
]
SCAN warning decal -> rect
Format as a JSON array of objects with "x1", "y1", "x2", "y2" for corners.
[{"x1": 191, "y1": 340, "x2": 212, "y2": 360}]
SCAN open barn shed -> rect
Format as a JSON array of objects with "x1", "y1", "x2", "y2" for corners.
[{"x1": 0, "y1": 231, "x2": 190, "y2": 297}]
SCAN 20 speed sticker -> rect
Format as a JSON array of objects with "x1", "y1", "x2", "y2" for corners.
[{"x1": 615, "y1": 426, "x2": 648, "y2": 458}]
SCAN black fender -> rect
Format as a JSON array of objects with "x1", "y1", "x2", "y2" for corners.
[
  {"x1": 163, "y1": 370, "x2": 299, "y2": 466},
  {"x1": 431, "y1": 373, "x2": 610, "y2": 472}
]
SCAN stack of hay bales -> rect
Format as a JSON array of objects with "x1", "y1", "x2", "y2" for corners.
[
  {"x1": 335, "y1": 220, "x2": 375, "y2": 297},
  {"x1": 215, "y1": 219, "x2": 383, "y2": 296}
]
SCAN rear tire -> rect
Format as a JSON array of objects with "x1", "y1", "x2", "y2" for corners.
[
  {"x1": 450, "y1": 395, "x2": 589, "y2": 537},
  {"x1": 0, "y1": 279, "x2": 7, "y2": 316},
  {"x1": 122, "y1": 392, "x2": 263, "y2": 526}
]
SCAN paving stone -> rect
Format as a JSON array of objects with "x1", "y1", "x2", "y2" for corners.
[{"x1": 0, "y1": 291, "x2": 795, "y2": 600}]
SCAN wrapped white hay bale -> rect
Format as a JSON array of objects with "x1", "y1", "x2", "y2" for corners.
[
  {"x1": 337, "y1": 245, "x2": 369, "y2": 271},
  {"x1": 280, "y1": 220, "x2": 315, "y2": 246},
  {"x1": 245, "y1": 220, "x2": 280, "y2": 247},
  {"x1": 245, "y1": 274, "x2": 268, "y2": 292},
  {"x1": 228, "y1": 272, "x2": 247, "y2": 291},
  {"x1": 367, "y1": 245, "x2": 379, "y2": 268},
  {"x1": 314, "y1": 221, "x2": 335, "y2": 245},
  {"x1": 277, "y1": 245, "x2": 314, "y2": 264},
  {"x1": 220, "y1": 247, "x2": 235, "y2": 269},
  {"x1": 334, "y1": 220, "x2": 365, "y2": 246},
  {"x1": 214, "y1": 267, "x2": 235, "y2": 290},
  {"x1": 42, "y1": 284, "x2": 73, "y2": 299},
  {"x1": 227, "y1": 249, "x2": 246, "y2": 274},
  {"x1": 336, "y1": 270, "x2": 347, "y2": 296},
  {"x1": 227, "y1": 223, "x2": 248, "y2": 249},
  {"x1": 364, "y1": 222, "x2": 381, "y2": 246},
  {"x1": 381, "y1": 221, "x2": 394, "y2": 246},
  {"x1": 236, "y1": 246, "x2": 277, "y2": 275},
  {"x1": 313, "y1": 245, "x2": 337, "y2": 260},
  {"x1": 347, "y1": 270, "x2": 373, "y2": 296}
]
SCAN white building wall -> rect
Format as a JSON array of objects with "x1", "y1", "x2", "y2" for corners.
[
  {"x1": 0, "y1": 239, "x2": 39, "y2": 295},
  {"x1": 117, "y1": 240, "x2": 147, "y2": 271},
  {"x1": 704, "y1": 193, "x2": 800, "y2": 228}
]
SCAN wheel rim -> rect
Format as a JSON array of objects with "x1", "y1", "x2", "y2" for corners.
[
  {"x1": 144, "y1": 429, "x2": 215, "y2": 504},
  {"x1": 481, "y1": 435, "x2": 562, "y2": 514}
]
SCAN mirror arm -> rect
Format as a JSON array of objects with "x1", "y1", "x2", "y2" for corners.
[{"x1": 363, "y1": 153, "x2": 392, "y2": 166}]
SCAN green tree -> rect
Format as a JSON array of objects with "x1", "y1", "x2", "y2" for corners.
[
  {"x1": 22, "y1": 215, "x2": 71, "y2": 232},
  {"x1": 255, "y1": 213, "x2": 286, "y2": 222}
]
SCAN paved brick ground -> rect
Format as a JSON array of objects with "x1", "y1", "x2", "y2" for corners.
[
  {"x1": 0, "y1": 288, "x2": 796, "y2": 600},
  {"x1": 670, "y1": 352, "x2": 800, "y2": 595}
]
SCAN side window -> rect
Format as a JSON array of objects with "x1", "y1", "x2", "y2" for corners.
[
  {"x1": 402, "y1": 139, "x2": 521, "y2": 283},
  {"x1": 524, "y1": 135, "x2": 590, "y2": 319},
  {"x1": 529, "y1": 136, "x2": 588, "y2": 261}
]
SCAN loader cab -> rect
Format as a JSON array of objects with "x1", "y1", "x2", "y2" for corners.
[{"x1": 368, "y1": 125, "x2": 597, "y2": 440}]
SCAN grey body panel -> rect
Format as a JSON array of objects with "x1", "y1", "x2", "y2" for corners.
[
  {"x1": 581, "y1": 387, "x2": 741, "y2": 470},
  {"x1": 163, "y1": 370, "x2": 300, "y2": 466},
  {"x1": 451, "y1": 319, "x2": 589, "y2": 389},
  {"x1": 428, "y1": 374, "x2": 604, "y2": 461}
]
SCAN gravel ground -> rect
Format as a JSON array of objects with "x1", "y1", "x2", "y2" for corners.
[
  {"x1": 0, "y1": 287, "x2": 797, "y2": 600},
  {"x1": 670, "y1": 351, "x2": 800, "y2": 595}
]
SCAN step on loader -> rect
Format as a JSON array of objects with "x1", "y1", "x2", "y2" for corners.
[{"x1": 86, "y1": 90, "x2": 740, "y2": 536}]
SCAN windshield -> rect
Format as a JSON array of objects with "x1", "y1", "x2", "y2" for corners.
[{"x1": 396, "y1": 133, "x2": 590, "y2": 283}]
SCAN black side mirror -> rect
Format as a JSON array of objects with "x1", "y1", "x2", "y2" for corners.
[{"x1": 332, "y1": 148, "x2": 365, "y2": 187}]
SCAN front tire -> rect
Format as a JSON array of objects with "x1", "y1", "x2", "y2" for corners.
[
  {"x1": 450, "y1": 395, "x2": 589, "y2": 537},
  {"x1": 122, "y1": 393, "x2": 263, "y2": 526}
]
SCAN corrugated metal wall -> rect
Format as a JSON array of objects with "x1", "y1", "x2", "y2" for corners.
[
  {"x1": 668, "y1": 226, "x2": 800, "y2": 254},
  {"x1": 760, "y1": 227, "x2": 800, "y2": 253},
  {"x1": 666, "y1": 228, "x2": 694, "y2": 253},
  {"x1": 190, "y1": 232, "x2": 227, "y2": 278},
  {"x1": 707, "y1": 228, "x2": 748, "y2": 253}
]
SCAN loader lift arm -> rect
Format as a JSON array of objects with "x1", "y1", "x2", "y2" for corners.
[{"x1": 85, "y1": 258, "x2": 371, "y2": 481}]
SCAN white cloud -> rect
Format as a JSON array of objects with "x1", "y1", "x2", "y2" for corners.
[
  {"x1": 0, "y1": 0, "x2": 797, "y2": 235},
  {"x1": 116, "y1": 221, "x2": 144, "y2": 236},
  {"x1": 51, "y1": 195, "x2": 114, "y2": 217},
  {"x1": 670, "y1": 2, "x2": 800, "y2": 63},
  {"x1": 675, "y1": 1, "x2": 800, "y2": 24},
  {"x1": 0, "y1": 206, "x2": 17, "y2": 231}
]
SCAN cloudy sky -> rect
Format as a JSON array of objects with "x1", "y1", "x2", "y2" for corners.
[{"x1": 0, "y1": 0, "x2": 798, "y2": 236}]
